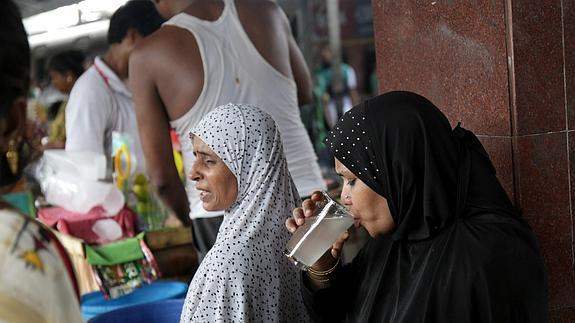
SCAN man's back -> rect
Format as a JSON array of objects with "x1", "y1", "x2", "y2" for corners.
[
  {"x1": 130, "y1": 0, "x2": 323, "y2": 254},
  {"x1": 134, "y1": 0, "x2": 308, "y2": 121}
]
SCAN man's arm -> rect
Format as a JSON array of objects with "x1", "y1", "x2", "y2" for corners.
[
  {"x1": 280, "y1": 8, "x2": 313, "y2": 106},
  {"x1": 289, "y1": 36, "x2": 313, "y2": 106},
  {"x1": 129, "y1": 47, "x2": 191, "y2": 226}
]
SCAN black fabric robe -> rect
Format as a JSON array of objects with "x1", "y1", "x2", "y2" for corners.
[{"x1": 303, "y1": 91, "x2": 548, "y2": 323}]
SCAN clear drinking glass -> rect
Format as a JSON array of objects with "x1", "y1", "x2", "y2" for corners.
[{"x1": 285, "y1": 191, "x2": 354, "y2": 271}]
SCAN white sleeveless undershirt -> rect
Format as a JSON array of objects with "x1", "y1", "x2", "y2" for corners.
[{"x1": 166, "y1": 0, "x2": 325, "y2": 219}]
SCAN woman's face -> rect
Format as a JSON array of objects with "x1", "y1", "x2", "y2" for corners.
[
  {"x1": 190, "y1": 136, "x2": 238, "y2": 211},
  {"x1": 335, "y1": 158, "x2": 395, "y2": 238},
  {"x1": 49, "y1": 70, "x2": 74, "y2": 94}
]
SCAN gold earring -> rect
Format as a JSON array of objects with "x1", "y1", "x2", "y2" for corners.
[{"x1": 6, "y1": 139, "x2": 18, "y2": 175}]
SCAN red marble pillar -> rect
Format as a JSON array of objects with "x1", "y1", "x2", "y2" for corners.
[{"x1": 372, "y1": 0, "x2": 573, "y2": 320}]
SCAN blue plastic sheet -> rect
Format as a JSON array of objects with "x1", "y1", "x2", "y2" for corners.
[
  {"x1": 88, "y1": 299, "x2": 184, "y2": 323},
  {"x1": 81, "y1": 281, "x2": 187, "y2": 320}
]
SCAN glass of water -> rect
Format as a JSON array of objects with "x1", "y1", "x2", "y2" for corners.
[{"x1": 285, "y1": 191, "x2": 354, "y2": 271}]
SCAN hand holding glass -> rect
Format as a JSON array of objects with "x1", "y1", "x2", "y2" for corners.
[{"x1": 285, "y1": 191, "x2": 354, "y2": 271}]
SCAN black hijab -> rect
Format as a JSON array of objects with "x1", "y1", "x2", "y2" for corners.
[
  {"x1": 326, "y1": 91, "x2": 520, "y2": 240},
  {"x1": 304, "y1": 91, "x2": 548, "y2": 322}
]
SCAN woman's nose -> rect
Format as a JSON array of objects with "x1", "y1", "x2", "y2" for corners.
[
  {"x1": 190, "y1": 161, "x2": 201, "y2": 181},
  {"x1": 340, "y1": 189, "x2": 352, "y2": 205}
]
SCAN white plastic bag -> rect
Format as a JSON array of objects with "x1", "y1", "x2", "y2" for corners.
[
  {"x1": 43, "y1": 150, "x2": 107, "y2": 181},
  {"x1": 32, "y1": 150, "x2": 124, "y2": 215}
]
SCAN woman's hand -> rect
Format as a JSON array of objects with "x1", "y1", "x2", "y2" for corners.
[
  {"x1": 285, "y1": 191, "x2": 323, "y2": 233},
  {"x1": 285, "y1": 191, "x2": 350, "y2": 270}
]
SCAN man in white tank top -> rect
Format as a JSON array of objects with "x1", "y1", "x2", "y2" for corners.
[{"x1": 130, "y1": 0, "x2": 326, "y2": 259}]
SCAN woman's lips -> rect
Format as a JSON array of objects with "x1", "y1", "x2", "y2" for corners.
[{"x1": 198, "y1": 190, "x2": 209, "y2": 201}]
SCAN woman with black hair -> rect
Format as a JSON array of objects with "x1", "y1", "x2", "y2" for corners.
[
  {"x1": 44, "y1": 50, "x2": 86, "y2": 149},
  {"x1": 287, "y1": 91, "x2": 549, "y2": 322}
]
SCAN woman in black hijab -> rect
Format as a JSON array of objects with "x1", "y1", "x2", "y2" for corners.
[{"x1": 286, "y1": 91, "x2": 548, "y2": 322}]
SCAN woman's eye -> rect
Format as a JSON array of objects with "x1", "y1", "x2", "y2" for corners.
[
  {"x1": 205, "y1": 159, "x2": 216, "y2": 165},
  {"x1": 346, "y1": 179, "x2": 356, "y2": 186}
]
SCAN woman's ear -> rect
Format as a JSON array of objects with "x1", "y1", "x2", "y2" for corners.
[{"x1": 1, "y1": 96, "x2": 27, "y2": 144}]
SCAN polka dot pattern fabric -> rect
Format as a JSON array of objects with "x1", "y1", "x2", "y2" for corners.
[
  {"x1": 324, "y1": 104, "x2": 384, "y2": 197},
  {"x1": 180, "y1": 103, "x2": 311, "y2": 322}
]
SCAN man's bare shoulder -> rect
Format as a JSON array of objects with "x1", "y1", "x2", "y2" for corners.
[
  {"x1": 130, "y1": 23, "x2": 203, "y2": 118},
  {"x1": 133, "y1": 26, "x2": 196, "y2": 62},
  {"x1": 235, "y1": 0, "x2": 278, "y2": 12},
  {"x1": 235, "y1": 0, "x2": 285, "y2": 21}
]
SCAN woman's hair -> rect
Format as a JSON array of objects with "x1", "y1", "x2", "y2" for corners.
[
  {"x1": 107, "y1": 0, "x2": 164, "y2": 45},
  {"x1": 0, "y1": 0, "x2": 30, "y2": 118},
  {"x1": 47, "y1": 50, "x2": 86, "y2": 78}
]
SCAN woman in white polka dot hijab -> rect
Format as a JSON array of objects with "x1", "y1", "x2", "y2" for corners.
[{"x1": 180, "y1": 103, "x2": 311, "y2": 322}]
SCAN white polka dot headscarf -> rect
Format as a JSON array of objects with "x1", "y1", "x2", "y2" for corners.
[{"x1": 180, "y1": 103, "x2": 311, "y2": 322}]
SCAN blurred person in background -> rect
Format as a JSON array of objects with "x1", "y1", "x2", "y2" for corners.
[
  {"x1": 0, "y1": 0, "x2": 83, "y2": 321},
  {"x1": 42, "y1": 50, "x2": 86, "y2": 149},
  {"x1": 65, "y1": 0, "x2": 163, "y2": 176},
  {"x1": 314, "y1": 45, "x2": 361, "y2": 129}
]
